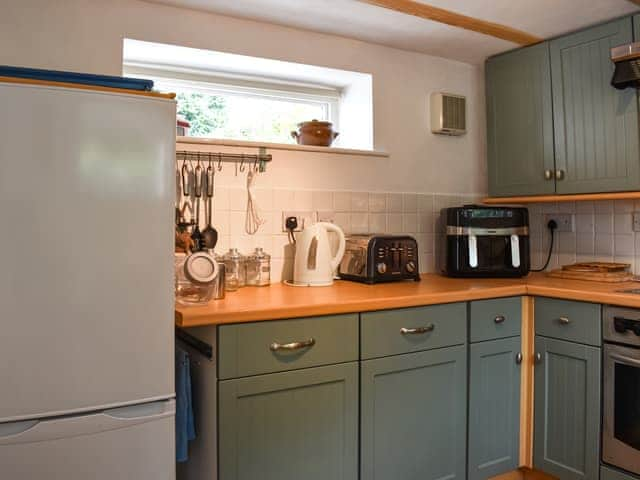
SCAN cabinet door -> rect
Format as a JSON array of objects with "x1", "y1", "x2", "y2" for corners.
[
  {"x1": 534, "y1": 336, "x2": 601, "y2": 480},
  {"x1": 551, "y1": 18, "x2": 639, "y2": 194},
  {"x1": 486, "y1": 42, "x2": 555, "y2": 197},
  {"x1": 361, "y1": 346, "x2": 467, "y2": 480},
  {"x1": 469, "y1": 337, "x2": 522, "y2": 480},
  {"x1": 219, "y1": 363, "x2": 358, "y2": 480}
]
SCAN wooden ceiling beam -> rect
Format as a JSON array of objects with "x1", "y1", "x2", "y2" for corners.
[{"x1": 357, "y1": 0, "x2": 542, "y2": 45}]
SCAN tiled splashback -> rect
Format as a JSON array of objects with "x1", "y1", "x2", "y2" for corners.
[
  {"x1": 206, "y1": 188, "x2": 481, "y2": 282},
  {"x1": 528, "y1": 200, "x2": 640, "y2": 274},
  {"x1": 204, "y1": 190, "x2": 639, "y2": 281}
]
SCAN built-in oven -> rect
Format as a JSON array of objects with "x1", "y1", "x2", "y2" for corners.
[{"x1": 603, "y1": 306, "x2": 640, "y2": 476}]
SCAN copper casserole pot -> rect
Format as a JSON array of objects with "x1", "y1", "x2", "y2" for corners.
[{"x1": 291, "y1": 119, "x2": 339, "y2": 147}]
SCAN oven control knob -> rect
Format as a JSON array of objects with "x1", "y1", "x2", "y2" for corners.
[
  {"x1": 406, "y1": 261, "x2": 416, "y2": 273},
  {"x1": 377, "y1": 262, "x2": 387, "y2": 274}
]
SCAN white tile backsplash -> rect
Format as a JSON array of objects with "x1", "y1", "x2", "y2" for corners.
[
  {"x1": 402, "y1": 193, "x2": 418, "y2": 212},
  {"x1": 312, "y1": 190, "x2": 333, "y2": 211},
  {"x1": 369, "y1": 213, "x2": 386, "y2": 233},
  {"x1": 204, "y1": 189, "x2": 640, "y2": 282},
  {"x1": 293, "y1": 190, "x2": 313, "y2": 211},
  {"x1": 386, "y1": 213, "x2": 403, "y2": 232},
  {"x1": 575, "y1": 214, "x2": 594, "y2": 234},
  {"x1": 333, "y1": 191, "x2": 352, "y2": 212},
  {"x1": 386, "y1": 193, "x2": 403, "y2": 213},
  {"x1": 595, "y1": 214, "x2": 613, "y2": 234},
  {"x1": 530, "y1": 199, "x2": 640, "y2": 274},
  {"x1": 368, "y1": 193, "x2": 386, "y2": 213},
  {"x1": 402, "y1": 213, "x2": 418, "y2": 233},
  {"x1": 351, "y1": 192, "x2": 369, "y2": 212},
  {"x1": 614, "y1": 213, "x2": 632, "y2": 234}
]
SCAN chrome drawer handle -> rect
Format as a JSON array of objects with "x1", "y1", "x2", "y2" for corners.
[
  {"x1": 494, "y1": 315, "x2": 506, "y2": 324},
  {"x1": 270, "y1": 338, "x2": 316, "y2": 352},
  {"x1": 557, "y1": 317, "x2": 571, "y2": 325},
  {"x1": 400, "y1": 325, "x2": 435, "y2": 335},
  {"x1": 534, "y1": 352, "x2": 542, "y2": 364},
  {"x1": 516, "y1": 352, "x2": 523, "y2": 364}
]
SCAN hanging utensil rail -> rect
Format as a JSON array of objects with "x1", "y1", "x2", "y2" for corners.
[{"x1": 176, "y1": 148, "x2": 272, "y2": 173}]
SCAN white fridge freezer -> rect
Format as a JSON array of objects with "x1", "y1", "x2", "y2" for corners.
[{"x1": 0, "y1": 81, "x2": 176, "y2": 478}]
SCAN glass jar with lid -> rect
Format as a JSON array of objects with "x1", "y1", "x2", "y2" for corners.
[
  {"x1": 174, "y1": 251, "x2": 220, "y2": 305},
  {"x1": 222, "y1": 248, "x2": 246, "y2": 291},
  {"x1": 246, "y1": 247, "x2": 271, "y2": 286}
]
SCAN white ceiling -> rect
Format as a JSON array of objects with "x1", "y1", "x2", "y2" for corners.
[{"x1": 146, "y1": 0, "x2": 639, "y2": 64}]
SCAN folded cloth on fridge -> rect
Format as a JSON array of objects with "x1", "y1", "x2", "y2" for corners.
[{"x1": 175, "y1": 346, "x2": 196, "y2": 462}]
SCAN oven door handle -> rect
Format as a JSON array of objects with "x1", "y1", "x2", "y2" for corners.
[{"x1": 610, "y1": 352, "x2": 640, "y2": 367}]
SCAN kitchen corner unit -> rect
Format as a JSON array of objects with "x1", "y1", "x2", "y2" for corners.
[{"x1": 177, "y1": 273, "x2": 640, "y2": 480}]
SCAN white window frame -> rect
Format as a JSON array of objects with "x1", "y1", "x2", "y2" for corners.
[{"x1": 123, "y1": 64, "x2": 341, "y2": 135}]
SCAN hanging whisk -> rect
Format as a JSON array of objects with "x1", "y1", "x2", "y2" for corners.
[{"x1": 245, "y1": 163, "x2": 265, "y2": 235}]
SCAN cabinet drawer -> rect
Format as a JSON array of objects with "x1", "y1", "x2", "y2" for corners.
[
  {"x1": 218, "y1": 314, "x2": 358, "y2": 379},
  {"x1": 535, "y1": 297, "x2": 601, "y2": 346},
  {"x1": 601, "y1": 466, "x2": 638, "y2": 480},
  {"x1": 361, "y1": 303, "x2": 466, "y2": 360},
  {"x1": 470, "y1": 297, "x2": 521, "y2": 342}
]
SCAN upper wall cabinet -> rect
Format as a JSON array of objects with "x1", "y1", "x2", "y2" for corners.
[
  {"x1": 486, "y1": 42, "x2": 555, "y2": 197},
  {"x1": 486, "y1": 15, "x2": 640, "y2": 197},
  {"x1": 551, "y1": 17, "x2": 639, "y2": 194}
]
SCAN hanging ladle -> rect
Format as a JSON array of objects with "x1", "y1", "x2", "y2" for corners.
[
  {"x1": 190, "y1": 155, "x2": 204, "y2": 251},
  {"x1": 202, "y1": 159, "x2": 218, "y2": 250}
]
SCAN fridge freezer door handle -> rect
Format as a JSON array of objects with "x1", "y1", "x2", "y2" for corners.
[{"x1": 0, "y1": 399, "x2": 175, "y2": 445}]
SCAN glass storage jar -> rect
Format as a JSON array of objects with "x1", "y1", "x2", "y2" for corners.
[
  {"x1": 174, "y1": 252, "x2": 220, "y2": 305},
  {"x1": 222, "y1": 248, "x2": 246, "y2": 291},
  {"x1": 246, "y1": 247, "x2": 271, "y2": 286}
]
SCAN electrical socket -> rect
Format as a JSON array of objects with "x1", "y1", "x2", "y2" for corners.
[
  {"x1": 282, "y1": 211, "x2": 317, "y2": 232},
  {"x1": 633, "y1": 212, "x2": 640, "y2": 232},
  {"x1": 544, "y1": 213, "x2": 574, "y2": 233}
]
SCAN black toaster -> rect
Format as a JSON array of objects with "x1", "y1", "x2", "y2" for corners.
[{"x1": 338, "y1": 235, "x2": 421, "y2": 284}]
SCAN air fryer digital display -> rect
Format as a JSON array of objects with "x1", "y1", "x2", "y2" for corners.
[{"x1": 465, "y1": 209, "x2": 513, "y2": 219}]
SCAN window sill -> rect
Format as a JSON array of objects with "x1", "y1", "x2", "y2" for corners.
[{"x1": 176, "y1": 136, "x2": 389, "y2": 158}]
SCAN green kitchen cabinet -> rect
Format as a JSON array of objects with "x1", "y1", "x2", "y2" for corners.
[
  {"x1": 550, "y1": 17, "x2": 639, "y2": 194},
  {"x1": 360, "y1": 345, "x2": 467, "y2": 480},
  {"x1": 533, "y1": 336, "x2": 601, "y2": 480},
  {"x1": 468, "y1": 336, "x2": 522, "y2": 480},
  {"x1": 486, "y1": 42, "x2": 555, "y2": 197},
  {"x1": 218, "y1": 362, "x2": 358, "y2": 480}
]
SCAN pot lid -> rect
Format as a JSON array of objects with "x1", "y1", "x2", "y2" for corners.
[
  {"x1": 297, "y1": 119, "x2": 333, "y2": 127},
  {"x1": 184, "y1": 252, "x2": 218, "y2": 284}
]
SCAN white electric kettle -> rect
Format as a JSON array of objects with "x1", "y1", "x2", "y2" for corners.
[{"x1": 291, "y1": 222, "x2": 346, "y2": 286}]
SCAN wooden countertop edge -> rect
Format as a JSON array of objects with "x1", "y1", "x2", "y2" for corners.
[
  {"x1": 175, "y1": 284, "x2": 528, "y2": 327},
  {"x1": 526, "y1": 285, "x2": 640, "y2": 308}
]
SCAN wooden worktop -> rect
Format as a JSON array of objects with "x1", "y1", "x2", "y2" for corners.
[{"x1": 175, "y1": 273, "x2": 640, "y2": 327}]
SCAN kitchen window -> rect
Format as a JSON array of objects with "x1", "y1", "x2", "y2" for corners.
[
  {"x1": 123, "y1": 39, "x2": 373, "y2": 150},
  {"x1": 127, "y1": 69, "x2": 340, "y2": 144}
]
